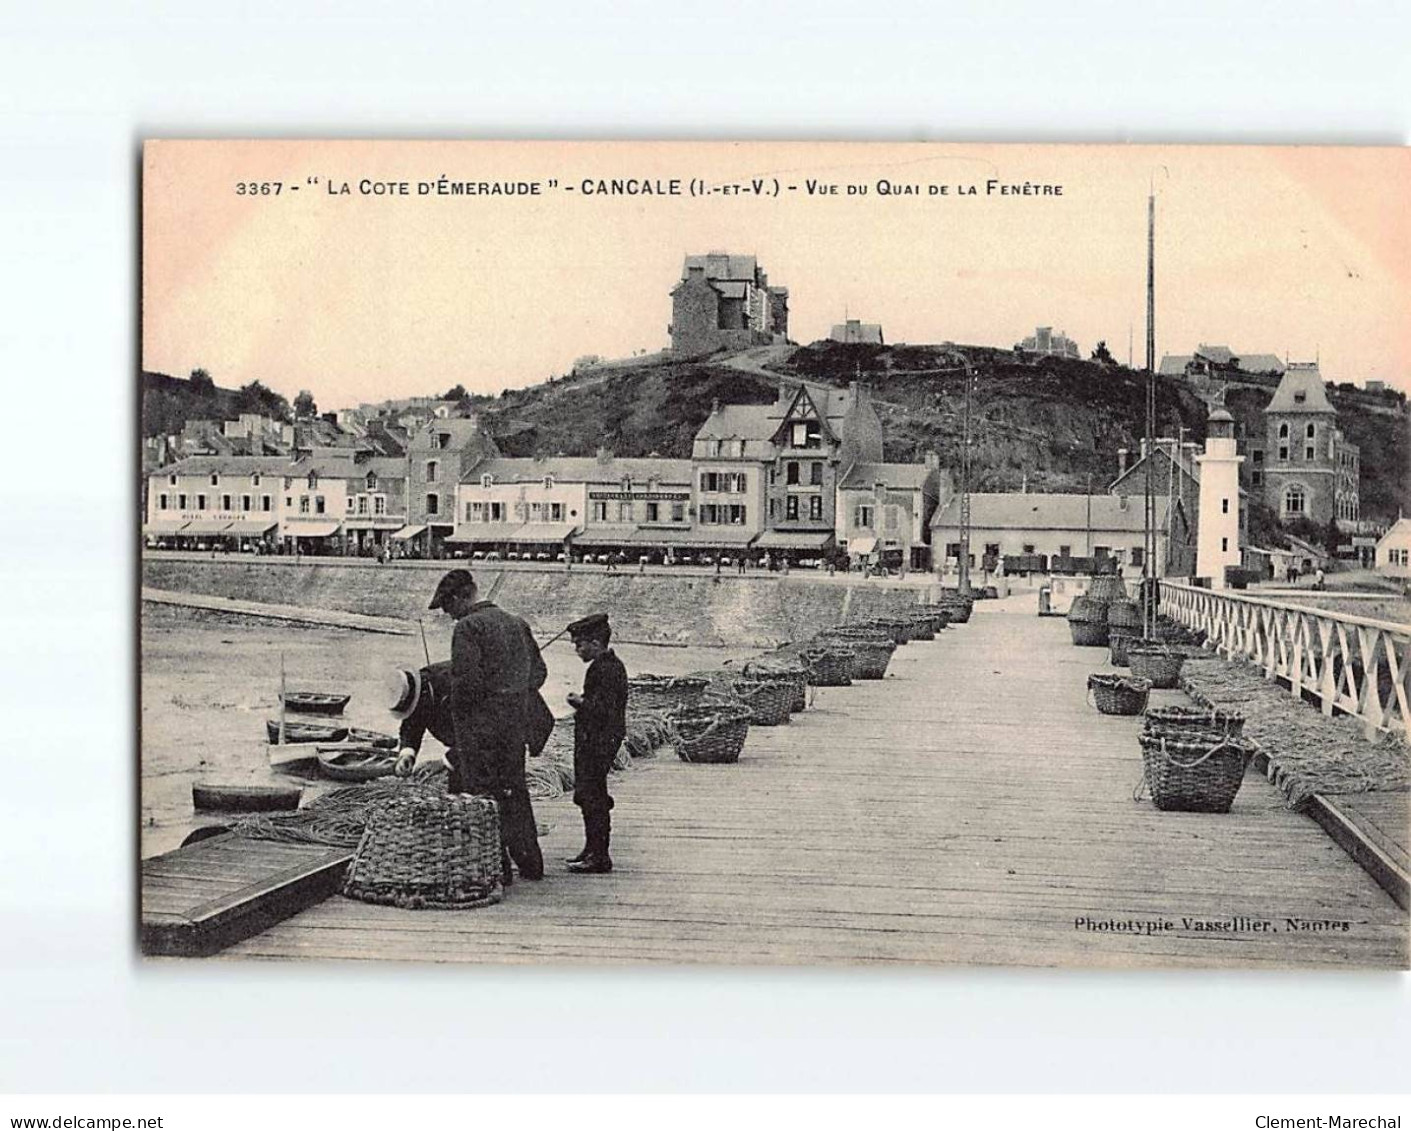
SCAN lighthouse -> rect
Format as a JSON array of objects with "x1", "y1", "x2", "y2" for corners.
[{"x1": 1195, "y1": 406, "x2": 1244, "y2": 588}]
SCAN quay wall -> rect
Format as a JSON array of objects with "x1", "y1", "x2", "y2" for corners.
[{"x1": 141, "y1": 557, "x2": 939, "y2": 647}]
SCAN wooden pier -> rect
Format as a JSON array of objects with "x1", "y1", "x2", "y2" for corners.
[{"x1": 222, "y1": 599, "x2": 1409, "y2": 968}]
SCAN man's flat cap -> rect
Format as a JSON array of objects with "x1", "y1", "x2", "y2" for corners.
[
  {"x1": 428, "y1": 569, "x2": 476, "y2": 610},
  {"x1": 567, "y1": 612, "x2": 610, "y2": 638}
]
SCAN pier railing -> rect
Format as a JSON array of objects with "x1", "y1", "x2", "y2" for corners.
[{"x1": 1160, "y1": 582, "x2": 1411, "y2": 739}]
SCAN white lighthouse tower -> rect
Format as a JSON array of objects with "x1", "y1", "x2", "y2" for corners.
[{"x1": 1195, "y1": 406, "x2": 1243, "y2": 588}]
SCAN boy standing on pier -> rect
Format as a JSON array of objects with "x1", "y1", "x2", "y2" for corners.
[{"x1": 565, "y1": 613, "x2": 628, "y2": 874}]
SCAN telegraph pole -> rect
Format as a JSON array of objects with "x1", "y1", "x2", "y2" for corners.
[
  {"x1": 958, "y1": 358, "x2": 974, "y2": 595},
  {"x1": 1143, "y1": 188, "x2": 1158, "y2": 637}
]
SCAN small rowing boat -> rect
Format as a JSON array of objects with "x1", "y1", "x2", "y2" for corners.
[
  {"x1": 267, "y1": 719, "x2": 350, "y2": 745},
  {"x1": 192, "y1": 781, "x2": 303, "y2": 812},
  {"x1": 316, "y1": 747, "x2": 400, "y2": 783},
  {"x1": 279, "y1": 690, "x2": 351, "y2": 716},
  {"x1": 344, "y1": 727, "x2": 399, "y2": 749}
]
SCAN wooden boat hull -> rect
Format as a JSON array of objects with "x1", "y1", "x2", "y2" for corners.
[
  {"x1": 192, "y1": 781, "x2": 303, "y2": 812},
  {"x1": 317, "y1": 748, "x2": 399, "y2": 783},
  {"x1": 267, "y1": 719, "x2": 349, "y2": 745},
  {"x1": 279, "y1": 691, "x2": 351, "y2": 716}
]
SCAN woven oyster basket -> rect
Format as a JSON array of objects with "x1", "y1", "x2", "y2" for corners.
[
  {"x1": 1086, "y1": 574, "x2": 1129, "y2": 603},
  {"x1": 669, "y1": 701, "x2": 754, "y2": 764},
  {"x1": 1086, "y1": 673, "x2": 1152, "y2": 716},
  {"x1": 1138, "y1": 731, "x2": 1256, "y2": 813},
  {"x1": 802, "y1": 645, "x2": 854, "y2": 686},
  {"x1": 1142, "y1": 706, "x2": 1245, "y2": 743},
  {"x1": 1127, "y1": 644, "x2": 1186, "y2": 689},
  {"x1": 1067, "y1": 596, "x2": 1111, "y2": 646},
  {"x1": 1106, "y1": 600, "x2": 1143, "y2": 630},
  {"x1": 842, "y1": 638, "x2": 896, "y2": 679},
  {"x1": 744, "y1": 658, "x2": 808, "y2": 713},
  {"x1": 727, "y1": 676, "x2": 796, "y2": 726},
  {"x1": 627, "y1": 674, "x2": 709, "y2": 715},
  {"x1": 343, "y1": 792, "x2": 503, "y2": 910},
  {"x1": 862, "y1": 617, "x2": 911, "y2": 645},
  {"x1": 904, "y1": 615, "x2": 936, "y2": 641}
]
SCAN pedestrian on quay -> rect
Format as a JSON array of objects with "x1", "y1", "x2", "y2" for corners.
[
  {"x1": 414, "y1": 569, "x2": 549, "y2": 883},
  {"x1": 564, "y1": 613, "x2": 627, "y2": 874}
]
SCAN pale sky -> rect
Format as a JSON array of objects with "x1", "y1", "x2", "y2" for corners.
[{"x1": 143, "y1": 141, "x2": 1411, "y2": 408}]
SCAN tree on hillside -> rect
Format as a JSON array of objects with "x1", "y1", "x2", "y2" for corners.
[
  {"x1": 1091, "y1": 341, "x2": 1116, "y2": 366},
  {"x1": 237, "y1": 380, "x2": 292, "y2": 423},
  {"x1": 189, "y1": 368, "x2": 215, "y2": 392},
  {"x1": 444, "y1": 384, "x2": 468, "y2": 402},
  {"x1": 294, "y1": 389, "x2": 318, "y2": 418}
]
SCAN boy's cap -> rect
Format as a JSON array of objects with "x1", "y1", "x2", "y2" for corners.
[
  {"x1": 567, "y1": 612, "x2": 610, "y2": 638},
  {"x1": 428, "y1": 569, "x2": 476, "y2": 610}
]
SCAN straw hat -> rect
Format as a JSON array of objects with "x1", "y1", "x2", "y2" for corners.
[{"x1": 385, "y1": 667, "x2": 423, "y2": 720}]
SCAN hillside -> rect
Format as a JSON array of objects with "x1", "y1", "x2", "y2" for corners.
[{"x1": 141, "y1": 370, "x2": 291, "y2": 437}]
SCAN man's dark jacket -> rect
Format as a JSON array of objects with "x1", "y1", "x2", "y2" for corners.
[{"x1": 573, "y1": 649, "x2": 627, "y2": 809}]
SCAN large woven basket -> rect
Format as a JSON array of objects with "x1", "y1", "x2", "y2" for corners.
[
  {"x1": 669, "y1": 701, "x2": 754, "y2": 764},
  {"x1": 1068, "y1": 595, "x2": 1110, "y2": 624},
  {"x1": 936, "y1": 593, "x2": 973, "y2": 623},
  {"x1": 1142, "y1": 705, "x2": 1245, "y2": 743},
  {"x1": 1068, "y1": 618, "x2": 1110, "y2": 647},
  {"x1": 1086, "y1": 673, "x2": 1152, "y2": 716},
  {"x1": 726, "y1": 676, "x2": 795, "y2": 726},
  {"x1": 1127, "y1": 644, "x2": 1186, "y2": 689},
  {"x1": 342, "y1": 792, "x2": 503, "y2": 910},
  {"x1": 903, "y1": 614, "x2": 936, "y2": 641},
  {"x1": 628, "y1": 674, "x2": 709, "y2": 715},
  {"x1": 1108, "y1": 628, "x2": 1141, "y2": 666},
  {"x1": 863, "y1": 617, "x2": 911, "y2": 645},
  {"x1": 802, "y1": 645, "x2": 854, "y2": 686},
  {"x1": 1086, "y1": 574, "x2": 1128, "y2": 603},
  {"x1": 744, "y1": 658, "x2": 807, "y2": 713},
  {"x1": 1138, "y1": 731, "x2": 1256, "y2": 813},
  {"x1": 820, "y1": 636, "x2": 895, "y2": 679},
  {"x1": 1107, "y1": 600, "x2": 1143, "y2": 629}
]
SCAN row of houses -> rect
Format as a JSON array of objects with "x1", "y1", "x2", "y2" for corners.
[{"x1": 144, "y1": 383, "x2": 948, "y2": 570}]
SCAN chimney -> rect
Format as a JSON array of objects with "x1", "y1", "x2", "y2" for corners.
[
  {"x1": 1117, "y1": 447, "x2": 1129, "y2": 476},
  {"x1": 1118, "y1": 495, "x2": 1130, "y2": 511},
  {"x1": 686, "y1": 265, "x2": 705, "y2": 282}
]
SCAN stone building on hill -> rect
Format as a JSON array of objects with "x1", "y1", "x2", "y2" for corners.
[
  {"x1": 669, "y1": 253, "x2": 789, "y2": 358},
  {"x1": 829, "y1": 319, "x2": 884, "y2": 345}
]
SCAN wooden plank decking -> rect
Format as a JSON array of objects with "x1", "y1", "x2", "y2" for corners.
[{"x1": 225, "y1": 601, "x2": 1410, "y2": 968}]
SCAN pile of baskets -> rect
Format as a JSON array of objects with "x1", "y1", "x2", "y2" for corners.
[
  {"x1": 1067, "y1": 596, "x2": 1111, "y2": 647},
  {"x1": 342, "y1": 792, "x2": 504, "y2": 910},
  {"x1": 1138, "y1": 706, "x2": 1254, "y2": 813},
  {"x1": 712, "y1": 673, "x2": 797, "y2": 726},
  {"x1": 1106, "y1": 600, "x2": 1144, "y2": 666},
  {"x1": 801, "y1": 643, "x2": 854, "y2": 686},
  {"x1": 814, "y1": 627, "x2": 897, "y2": 680},
  {"x1": 668, "y1": 700, "x2": 754, "y2": 764},
  {"x1": 1127, "y1": 642, "x2": 1186, "y2": 689},
  {"x1": 1087, "y1": 673, "x2": 1152, "y2": 716},
  {"x1": 627, "y1": 674, "x2": 710, "y2": 715}
]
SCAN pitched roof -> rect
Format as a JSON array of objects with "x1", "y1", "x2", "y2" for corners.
[
  {"x1": 712, "y1": 281, "x2": 749, "y2": 300},
  {"x1": 930, "y1": 492, "x2": 1170, "y2": 533},
  {"x1": 694, "y1": 403, "x2": 777, "y2": 441},
  {"x1": 1237, "y1": 353, "x2": 1285, "y2": 374},
  {"x1": 157, "y1": 455, "x2": 294, "y2": 478},
  {"x1": 683, "y1": 254, "x2": 758, "y2": 282},
  {"x1": 1267, "y1": 363, "x2": 1335, "y2": 414},
  {"x1": 466, "y1": 455, "x2": 693, "y2": 485},
  {"x1": 1195, "y1": 344, "x2": 1237, "y2": 364},
  {"x1": 1158, "y1": 354, "x2": 1193, "y2": 376},
  {"x1": 840, "y1": 462, "x2": 935, "y2": 491}
]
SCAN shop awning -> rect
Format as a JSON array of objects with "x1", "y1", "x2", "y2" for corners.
[
  {"x1": 390, "y1": 524, "x2": 427, "y2": 541},
  {"x1": 755, "y1": 530, "x2": 834, "y2": 550},
  {"x1": 572, "y1": 528, "x2": 638, "y2": 547},
  {"x1": 509, "y1": 522, "x2": 580, "y2": 543},
  {"x1": 179, "y1": 520, "x2": 233, "y2": 536},
  {"x1": 847, "y1": 536, "x2": 878, "y2": 554},
  {"x1": 444, "y1": 524, "x2": 520, "y2": 544},
  {"x1": 224, "y1": 519, "x2": 278, "y2": 536},
  {"x1": 143, "y1": 520, "x2": 189, "y2": 536},
  {"x1": 287, "y1": 522, "x2": 341, "y2": 539}
]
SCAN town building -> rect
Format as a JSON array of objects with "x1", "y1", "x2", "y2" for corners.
[
  {"x1": 1374, "y1": 518, "x2": 1411, "y2": 579},
  {"x1": 404, "y1": 416, "x2": 501, "y2": 556},
  {"x1": 669, "y1": 253, "x2": 789, "y2": 358},
  {"x1": 1251, "y1": 362, "x2": 1360, "y2": 528},
  {"x1": 930, "y1": 492, "x2": 1188, "y2": 582},
  {"x1": 1015, "y1": 326, "x2": 1079, "y2": 359},
  {"x1": 144, "y1": 455, "x2": 290, "y2": 550},
  {"x1": 1158, "y1": 345, "x2": 1286, "y2": 381},
  {"x1": 829, "y1": 319, "x2": 884, "y2": 345},
  {"x1": 836, "y1": 456, "x2": 944, "y2": 571}
]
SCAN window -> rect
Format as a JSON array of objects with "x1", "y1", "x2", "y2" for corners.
[
  {"x1": 730, "y1": 505, "x2": 746, "y2": 525},
  {"x1": 299, "y1": 496, "x2": 310, "y2": 514},
  {"x1": 315, "y1": 496, "x2": 326, "y2": 515},
  {"x1": 809, "y1": 495, "x2": 823, "y2": 521},
  {"x1": 1279, "y1": 423, "x2": 1289, "y2": 439},
  {"x1": 855, "y1": 505, "x2": 874, "y2": 528},
  {"x1": 617, "y1": 501, "x2": 632, "y2": 522},
  {"x1": 169, "y1": 474, "x2": 177, "y2": 486},
  {"x1": 426, "y1": 493, "x2": 439, "y2": 516},
  {"x1": 700, "y1": 504, "x2": 716, "y2": 524},
  {"x1": 529, "y1": 502, "x2": 543, "y2": 521},
  {"x1": 1279, "y1": 446, "x2": 1289, "y2": 461},
  {"x1": 985, "y1": 543, "x2": 1001, "y2": 559},
  {"x1": 366, "y1": 472, "x2": 377, "y2": 490},
  {"x1": 786, "y1": 496, "x2": 799, "y2": 521},
  {"x1": 1283, "y1": 484, "x2": 1306, "y2": 516},
  {"x1": 241, "y1": 495, "x2": 251, "y2": 512},
  {"x1": 286, "y1": 496, "x2": 293, "y2": 508},
  {"x1": 1306, "y1": 423, "x2": 1316, "y2": 439},
  {"x1": 1131, "y1": 547, "x2": 1145, "y2": 567},
  {"x1": 481, "y1": 473, "x2": 494, "y2": 489},
  {"x1": 1022, "y1": 543, "x2": 1036, "y2": 555},
  {"x1": 1221, "y1": 498, "x2": 1229, "y2": 514},
  {"x1": 1252, "y1": 450, "x2": 1264, "y2": 464},
  {"x1": 1294, "y1": 392, "x2": 1306, "y2": 404},
  {"x1": 786, "y1": 462, "x2": 800, "y2": 485},
  {"x1": 489, "y1": 502, "x2": 504, "y2": 522},
  {"x1": 1058, "y1": 545, "x2": 1071, "y2": 557},
  {"x1": 884, "y1": 505, "x2": 899, "y2": 531},
  {"x1": 373, "y1": 496, "x2": 385, "y2": 516},
  {"x1": 261, "y1": 495, "x2": 272, "y2": 512},
  {"x1": 543, "y1": 475, "x2": 554, "y2": 490},
  {"x1": 466, "y1": 502, "x2": 478, "y2": 521},
  {"x1": 792, "y1": 422, "x2": 808, "y2": 448},
  {"x1": 437, "y1": 433, "x2": 451, "y2": 450},
  {"x1": 1305, "y1": 446, "x2": 1315, "y2": 461},
  {"x1": 621, "y1": 477, "x2": 632, "y2": 493},
  {"x1": 809, "y1": 462, "x2": 823, "y2": 486},
  {"x1": 550, "y1": 503, "x2": 564, "y2": 522},
  {"x1": 592, "y1": 501, "x2": 608, "y2": 522},
  {"x1": 767, "y1": 499, "x2": 776, "y2": 520},
  {"x1": 671, "y1": 502, "x2": 684, "y2": 522},
  {"x1": 221, "y1": 494, "x2": 232, "y2": 511},
  {"x1": 357, "y1": 497, "x2": 367, "y2": 515},
  {"x1": 346, "y1": 497, "x2": 355, "y2": 513},
  {"x1": 178, "y1": 493, "x2": 187, "y2": 509},
  {"x1": 252, "y1": 474, "x2": 261, "y2": 487},
  {"x1": 210, "y1": 474, "x2": 219, "y2": 486},
  {"x1": 768, "y1": 466, "x2": 777, "y2": 487},
  {"x1": 157, "y1": 493, "x2": 168, "y2": 510},
  {"x1": 646, "y1": 502, "x2": 659, "y2": 522},
  {"x1": 307, "y1": 472, "x2": 318, "y2": 489},
  {"x1": 513, "y1": 502, "x2": 527, "y2": 521},
  {"x1": 1221, "y1": 537, "x2": 1228, "y2": 552},
  {"x1": 700, "y1": 471, "x2": 718, "y2": 492},
  {"x1": 196, "y1": 493, "x2": 206, "y2": 510},
  {"x1": 708, "y1": 439, "x2": 721, "y2": 457},
  {"x1": 426, "y1": 461, "x2": 438, "y2": 483},
  {"x1": 946, "y1": 542, "x2": 962, "y2": 559}
]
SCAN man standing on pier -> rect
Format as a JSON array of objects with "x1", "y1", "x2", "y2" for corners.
[
  {"x1": 565, "y1": 613, "x2": 627, "y2": 874},
  {"x1": 424, "y1": 569, "x2": 548, "y2": 883}
]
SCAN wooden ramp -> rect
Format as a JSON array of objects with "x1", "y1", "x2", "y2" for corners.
[
  {"x1": 142, "y1": 834, "x2": 352, "y2": 957},
  {"x1": 224, "y1": 602, "x2": 1409, "y2": 968}
]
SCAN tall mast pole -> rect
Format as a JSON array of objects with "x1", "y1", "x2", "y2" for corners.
[
  {"x1": 958, "y1": 358, "x2": 973, "y2": 595},
  {"x1": 1143, "y1": 188, "x2": 1157, "y2": 637}
]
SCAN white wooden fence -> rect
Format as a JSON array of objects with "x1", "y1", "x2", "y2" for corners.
[{"x1": 1161, "y1": 582, "x2": 1411, "y2": 739}]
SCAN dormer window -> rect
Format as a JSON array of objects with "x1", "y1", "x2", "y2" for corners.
[
  {"x1": 210, "y1": 474, "x2": 219, "y2": 486},
  {"x1": 251, "y1": 473, "x2": 261, "y2": 487},
  {"x1": 481, "y1": 473, "x2": 494, "y2": 489},
  {"x1": 621, "y1": 477, "x2": 632, "y2": 493},
  {"x1": 168, "y1": 474, "x2": 177, "y2": 486},
  {"x1": 1294, "y1": 392, "x2": 1306, "y2": 404},
  {"x1": 543, "y1": 475, "x2": 554, "y2": 490},
  {"x1": 366, "y1": 472, "x2": 378, "y2": 490},
  {"x1": 307, "y1": 472, "x2": 318, "y2": 489},
  {"x1": 437, "y1": 433, "x2": 451, "y2": 450}
]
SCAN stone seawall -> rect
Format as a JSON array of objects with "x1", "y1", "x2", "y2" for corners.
[{"x1": 141, "y1": 557, "x2": 939, "y2": 647}]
